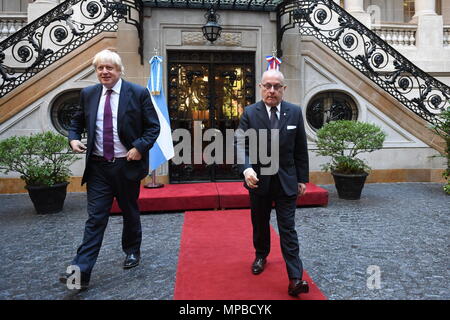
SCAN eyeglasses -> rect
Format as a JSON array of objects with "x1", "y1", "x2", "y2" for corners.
[{"x1": 260, "y1": 83, "x2": 285, "y2": 91}]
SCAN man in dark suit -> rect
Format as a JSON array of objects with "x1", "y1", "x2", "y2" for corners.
[
  {"x1": 60, "y1": 49, "x2": 160, "y2": 290},
  {"x1": 236, "y1": 69, "x2": 309, "y2": 296}
]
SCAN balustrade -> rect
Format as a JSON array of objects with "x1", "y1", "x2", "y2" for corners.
[
  {"x1": 444, "y1": 27, "x2": 450, "y2": 47},
  {"x1": 0, "y1": 15, "x2": 27, "y2": 42},
  {"x1": 372, "y1": 24, "x2": 417, "y2": 47}
]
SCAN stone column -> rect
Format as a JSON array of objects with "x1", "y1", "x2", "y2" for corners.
[
  {"x1": 444, "y1": 0, "x2": 450, "y2": 25},
  {"x1": 413, "y1": 0, "x2": 437, "y2": 18},
  {"x1": 344, "y1": 0, "x2": 371, "y2": 27},
  {"x1": 344, "y1": 0, "x2": 364, "y2": 13},
  {"x1": 27, "y1": 0, "x2": 59, "y2": 23},
  {"x1": 413, "y1": 0, "x2": 443, "y2": 51}
]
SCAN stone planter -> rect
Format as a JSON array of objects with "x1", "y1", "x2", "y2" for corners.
[
  {"x1": 25, "y1": 182, "x2": 69, "y2": 214},
  {"x1": 331, "y1": 172, "x2": 368, "y2": 200}
]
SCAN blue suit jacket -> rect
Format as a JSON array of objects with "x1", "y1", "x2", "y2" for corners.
[
  {"x1": 236, "y1": 100, "x2": 309, "y2": 197},
  {"x1": 68, "y1": 79, "x2": 160, "y2": 184}
]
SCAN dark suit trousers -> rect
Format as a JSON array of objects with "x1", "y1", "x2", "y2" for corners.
[
  {"x1": 72, "y1": 159, "x2": 142, "y2": 278},
  {"x1": 249, "y1": 175, "x2": 303, "y2": 280}
]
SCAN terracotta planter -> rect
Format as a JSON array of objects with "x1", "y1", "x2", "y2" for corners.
[
  {"x1": 25, "y1": 182, "x2": 69, "y2": 214},
  {"x1": 331, "y1": 172, "x2": 368, "y2": 200}
]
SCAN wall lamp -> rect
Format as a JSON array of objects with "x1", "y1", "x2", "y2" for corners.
[{"x1": 202, "y1": 7, "x2": 222, "y2": 43}]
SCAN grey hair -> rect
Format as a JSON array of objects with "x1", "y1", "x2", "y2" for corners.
[{"x1": 261, "y1": 69, "x2": 285, "y2": 84}]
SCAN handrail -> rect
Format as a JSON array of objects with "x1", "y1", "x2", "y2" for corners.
[
  {"x1": 0, "y1": 0, "x2": 143, "y2": 99},
  {"x1": 277, "y1": 0, "x2": 449, "y2": 126}
]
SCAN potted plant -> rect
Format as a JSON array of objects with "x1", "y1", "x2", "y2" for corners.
[
  {"x1": 315, "y1": 120, "x2": 386, "y2": 200},
  {"x1": 429, "y1": 106, "x2": 450, "y2": 195},
  {"x1": 0, "y1": 131, "x2": 79, "y2": 214}
]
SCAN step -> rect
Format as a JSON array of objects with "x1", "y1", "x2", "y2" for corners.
[{"x1": 111, "y1": 182, "x2": 328, "y2": 213}]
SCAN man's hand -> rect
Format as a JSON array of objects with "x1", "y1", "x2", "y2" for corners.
[
  {"x1": 70, "y1": 140, "x2": 87, "y2": 153},
  {"x1": 127, "y1": 147, "x2": 142, "y2": 161},
  {"x1": 244, "y1": 168, "x2": 259, "y2": 189},
  {"x1": 298, "y1": 183, "x2": 306, "y2": 197}
]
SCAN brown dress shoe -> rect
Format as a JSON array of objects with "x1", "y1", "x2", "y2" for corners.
[
  {"x1": 288, "y1": 279, "x2": 309, "y2": 296},
  {"x1": 251, "y1": 257, "x2": 267, "y2": 275}
]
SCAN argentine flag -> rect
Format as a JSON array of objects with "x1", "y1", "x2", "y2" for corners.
[{"x1": 148, "y1": 56, "x2": 174, "y2": 172}]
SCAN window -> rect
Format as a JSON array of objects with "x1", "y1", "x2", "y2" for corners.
[
  {"x1": 436, "y1": 0, "x2": 442, "y2": 15},
  {"x1": 306, "y1": 91, "x2": 359, "y2": 131},
  {"x1": 50, "y1": 90, "x2": 84, "y2": 137},
  {"x1": 404, "y1": 0, "x2": 415, "y2": 22}
]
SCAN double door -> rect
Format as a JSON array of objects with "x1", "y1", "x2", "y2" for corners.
[{"x1": 167, "y1": 51, "x2": 255, "y2": 182}]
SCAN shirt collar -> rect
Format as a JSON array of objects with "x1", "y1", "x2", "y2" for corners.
[
  {"x1": 265, "y1": 103, "x2": 281, "y2": 113},
  {"x1": 102, "y1": 78, "x2": 122, "y2": 95}
]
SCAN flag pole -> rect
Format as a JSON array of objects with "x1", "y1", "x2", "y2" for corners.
[
  {"x1": 145, "y1": 51, "x2": 174, "y2": 189},
  {"x1": 144, "y1": 170, "x2": 164, "y2": 188}
]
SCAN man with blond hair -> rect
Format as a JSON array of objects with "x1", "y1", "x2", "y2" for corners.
[{"x1": 60, "y1": 49, "x2": 160, "y2": 290}]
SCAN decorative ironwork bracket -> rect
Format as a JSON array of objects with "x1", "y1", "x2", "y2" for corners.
[
  {"x1": 276, "y1": 0, "x2": 449, "y2": 126},
  {"x1": 0, "y1": 0, "x2": 144, "y2": 99}
]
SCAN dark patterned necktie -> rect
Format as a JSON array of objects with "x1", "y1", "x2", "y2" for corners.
[
  {"x1": 270, "y1": 106, "x2": 279, "y2": 129},
  {"x1": 103, "y1": 89, "x2": 114, "y2": 161}
]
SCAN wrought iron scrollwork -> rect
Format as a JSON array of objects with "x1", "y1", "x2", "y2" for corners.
[
  {"x1": 277, "y1": 0, "x2": 449, "y2": 125},
  {"x1": 0, "y1": 0, "x2": 143, "y2": 98},
  {"x1": 144, "y1": 0, "x2": 282, "y2": 12}
]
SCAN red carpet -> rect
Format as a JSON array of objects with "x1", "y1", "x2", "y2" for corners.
[
  {"x1": 174, "y1": 209, "x2": 326, "y2": 300},
  {"x1": 111, "y1": 182, "x2": 220, "y2": 213},
  {"x1": 216, "y1": 182, "x2": 328, "y2": 208},
  {"x1": 111, "y1": 182, "x2": 328, "y2": 213}
]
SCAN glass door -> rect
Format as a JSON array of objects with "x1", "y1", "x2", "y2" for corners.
[{"x1": 167, "y1": 51, "x2": 255, "y2": 182}]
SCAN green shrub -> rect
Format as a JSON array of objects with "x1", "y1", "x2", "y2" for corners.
[
  {"x1": 0, "y1": 131, "x2": 79, "y2": 186},
  {"x1": 315, "y1": 120, "x2": 386, "y2": 174}
]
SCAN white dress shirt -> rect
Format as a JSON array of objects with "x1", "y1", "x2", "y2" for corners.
[
  {"x1": 93, "y1": 78, "x2": 128, "y2": 158},
  {"x1": 243, "y1": 103, "x2": 281, "y2": 177},
  {"x1": 265, "y1": 103, "x2": 280, "y2": 121}
]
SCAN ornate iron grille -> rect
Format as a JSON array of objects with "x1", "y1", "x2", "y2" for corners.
[
  {"x1": 306, "y1": 91, "x2": 358, "y2": 130},
  {"x1": 167, "y1": 50, "x2": 255, "y2": 182},
  {"x1": 50, "y1": 89, "x2": 87, "y2": 138},
  {"x1": 143, "y1": 0, "x2": 283, "y2": 11},
  {"x1": 0, "y1": 0, "x2": 143, "y2": 99},
  {"x1": 277, "y1": 0, "x2": 449, "y2": 126}
]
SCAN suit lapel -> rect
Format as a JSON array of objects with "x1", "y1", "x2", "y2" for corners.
[
  {"x1": 117, "y1": 79, "x2": 130, "y2": 134},
  {"x1": 256, "y1": 100, "x2": 290, "y2": 130},
  {"x1": 279, "y1": 101, "x2": 290, "y2": 132},
  {"x1": 255, "y1": 101, "x2": 270, "y2": 129},
  {"x1": 88, "y1": 84, "x2": 102, "y2": 136}
]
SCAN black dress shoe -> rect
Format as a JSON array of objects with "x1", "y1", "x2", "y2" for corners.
[
  {"x1": 59, "y1": 271, "x2": 89, "y2": 291},
  {"x1": 123, "y1": 253, "x2": 140, "y2": 269},
  {"x1": 288, "y1": 279, "x2": 309, "y2": 296},
  {"x1": 251, "y1": 257, "x2": 267, "y2": 275}
]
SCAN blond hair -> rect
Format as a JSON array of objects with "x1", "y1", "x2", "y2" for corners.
[{"x1": 92, "y1": 49, "x2": 125, "y2": 74}]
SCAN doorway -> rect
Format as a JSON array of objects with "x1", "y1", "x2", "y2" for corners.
[{"x1": 167, "y1": 51, "x2": 255, "y2": 183}]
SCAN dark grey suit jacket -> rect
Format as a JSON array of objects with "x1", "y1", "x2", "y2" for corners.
[
  {"x1": 68, "y1": 79, "x2": 160, "y2": 184},
  {"x1": 236, "y1": 100, "x2": 309, "y2": 197}
]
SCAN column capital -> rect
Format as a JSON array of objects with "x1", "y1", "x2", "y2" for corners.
[
  {"x1": 27, "y1": 0, "x2": 59, "y2": 23},
  {"x1": 413, "y1": 0, "x2": 437, "y2": 19},
  {"x1": 344, "y1": 0, "x2": 365, "y2": 13},
  {"x1": 344, "y1": 0, "x2": 370, "y2": 27}
]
